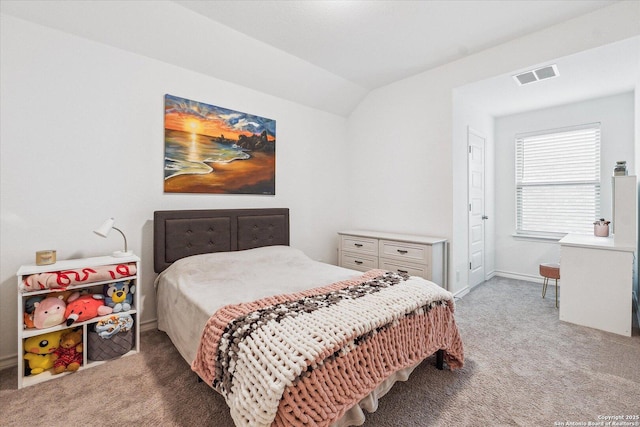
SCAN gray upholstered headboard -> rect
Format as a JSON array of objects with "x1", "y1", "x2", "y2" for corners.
[{"x1": 153, "y1": 208, "x2": 290, "y2": 273}]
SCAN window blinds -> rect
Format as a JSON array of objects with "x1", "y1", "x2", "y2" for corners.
[{"x1": 515, "y1": 123, "x2": 601, "y2": 236}]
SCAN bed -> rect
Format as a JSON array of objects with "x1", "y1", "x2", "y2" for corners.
[{"x1": 153, "y1": 208, "x2": 464, "y2": 427}]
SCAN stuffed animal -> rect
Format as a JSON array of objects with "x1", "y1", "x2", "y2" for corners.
[
  {"x1": 25, "y1": 296, "x2": 44, "y2": 314},
  {"x1": 103, "y1": 281, "x2": 135, "y2": 313},
  {"x1": 52, "y1": 329, "x2": 83, "y2": 374},
  {"x1": 23, "y1": 296, "x2": 44, "y2": 329},
  {"x1": 32, "y1": 295, "x2": 67, "y2": 329},
  {"x1": 23, "y1": 329, "x2": 64, "y2": 375},
  {"x1": 65, "y1": 293, "x2": 113, "y2": 326}
]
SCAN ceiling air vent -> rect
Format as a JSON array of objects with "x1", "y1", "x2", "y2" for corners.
[{"x1": 513, "y1": 64, "x2": 559, "y2": 86}]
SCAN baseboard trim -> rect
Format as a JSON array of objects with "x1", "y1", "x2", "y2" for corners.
[
  {"x1": 0, "y1": 353, "x2": 17, "y2": 371},
  {"x1": 633, "y1": 291, "x2": 639, "y2": 327},
  {"x1": 140, "y1": 318, "x2": 158, "y2": 333},
  {"x1": 454, "y1": 286, "x2": 470, "y2": 299},
  {"x1": 494, "y1": 270, "x2": 544, "y2": 284}
]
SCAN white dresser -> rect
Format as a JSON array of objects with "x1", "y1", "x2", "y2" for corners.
[{"x1": 338, "y1": 230, "x2": 447, "y2": 288}]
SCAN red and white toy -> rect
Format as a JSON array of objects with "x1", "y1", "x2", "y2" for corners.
[{"x1": 64, "y1": 293, "x2": 113, "y2": 326}]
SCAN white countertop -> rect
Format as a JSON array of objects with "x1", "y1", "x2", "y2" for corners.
[
  {"x1": 338, "y1": 230, "x2": 447, "y2": 245},
  {"x1": 559, "y1": 234, "x2": 636, "y2": 252}
]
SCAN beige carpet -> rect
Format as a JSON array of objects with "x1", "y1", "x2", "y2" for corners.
[{"x1": 1, "y1": 276, "x2": 638, "y2": 426}]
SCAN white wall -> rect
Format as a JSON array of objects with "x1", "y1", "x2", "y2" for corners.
[
  {"x1": 347, "y1": 1, "x2": 640, "y2": 295},
  {"x1": 2, "y1": 1, "x2": 639, "y2": 367},
  {"x1": 493, "y1": 92, "x2": 635, "y2": 280},
  {"x1": 0, "y1": 15, "x2": 350, "y2": 365}
]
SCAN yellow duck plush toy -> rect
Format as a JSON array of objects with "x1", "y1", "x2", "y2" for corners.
[{"x1": 23, "y1": 330, "x2": 64, "y2": 375}]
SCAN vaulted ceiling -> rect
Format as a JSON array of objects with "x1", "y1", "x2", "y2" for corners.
[
  {"x1": 175, "y1": 0, "x2": 617, "y2": 90},
  {"x1": 1, "y1": 0, "x2": 629, "y2": 116}
]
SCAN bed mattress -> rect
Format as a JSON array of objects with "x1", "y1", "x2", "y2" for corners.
[{"x1": 155, "y1": 246, "x2": 360, "y2": 365}]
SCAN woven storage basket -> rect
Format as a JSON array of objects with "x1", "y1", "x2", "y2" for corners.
[{"x1": 87, "y1": 329, "x2": 134, "y2": 361}]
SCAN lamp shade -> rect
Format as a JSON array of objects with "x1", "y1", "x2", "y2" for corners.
[
  {"x1": 93, "y1": 217, "x2": 131, "y2": 257},
  {"x1": 94, "y1": 218, "x2": 115, "y2": 237}
]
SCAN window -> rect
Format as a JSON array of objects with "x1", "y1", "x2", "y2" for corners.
[{"x1": 515, "y1": 123, "x2": 601, "y2": 237}]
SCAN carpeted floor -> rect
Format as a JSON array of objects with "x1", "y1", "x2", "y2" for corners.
[{"x1": 1, "y1": 276, "x2": 638, "y2": 426}]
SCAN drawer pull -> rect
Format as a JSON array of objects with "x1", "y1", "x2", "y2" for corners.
[
  {"x1": 397, "y1": 269, "x2": 408, "y2": 274},
  {"x1": 354, "y1": 243, "x2": 363, "y2": 248},
  {"x1": 397, "y1": 249, "x2": 408, "y2": 254},
  {"x1": 354, "y1": 260, "x2": 363, "y2": 265}
]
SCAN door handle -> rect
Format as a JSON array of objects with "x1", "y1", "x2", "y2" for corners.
[{"x1": 482, "y1": 215, "x2": 489, "y2": 220}]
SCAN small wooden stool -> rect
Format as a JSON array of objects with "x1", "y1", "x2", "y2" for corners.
[{"x1": 539, "y1": 263, "x2": 560, "y2": 308}]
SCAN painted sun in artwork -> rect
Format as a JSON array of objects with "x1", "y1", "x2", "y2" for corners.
[{"x1": 163, "y1": 94, "x2": 276, "y2": 195}]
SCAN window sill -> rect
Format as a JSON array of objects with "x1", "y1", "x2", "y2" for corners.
[{"x1": 511, "y1": 233, "x2": 567, "y2": 242}]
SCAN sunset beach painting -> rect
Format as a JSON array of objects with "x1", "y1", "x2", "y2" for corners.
[{"x1": 164, "y1": 94, "x2": 276, "y2": 194}]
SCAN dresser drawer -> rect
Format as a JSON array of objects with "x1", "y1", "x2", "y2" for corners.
[
  {"x1": 340, "y1": 235, "x2": 378, "y2": 255},
  {"x1": 379, "y1": 259, "x2": 431, "y2": 280},
  {"x1": 379, "y1": 240, "x2": 430, "y2": 264},
  {"x1": 340, "y1": 252, "x2": 378, "y2": 272}
]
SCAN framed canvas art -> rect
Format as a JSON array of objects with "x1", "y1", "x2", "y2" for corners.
[{"x1": 164, "y1": 94, "x2": 276, "y2": 194}]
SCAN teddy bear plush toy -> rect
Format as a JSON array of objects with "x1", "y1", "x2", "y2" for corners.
[{"x1": 52, "y1": 329, "x2": 83, "y2": 374}]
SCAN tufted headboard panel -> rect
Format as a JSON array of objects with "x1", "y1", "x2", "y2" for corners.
[{"x1": 154, "y1": 208, "x2": 289, "y2": 273}]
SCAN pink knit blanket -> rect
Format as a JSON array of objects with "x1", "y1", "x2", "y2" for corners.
[
  {"x1": 21, "y1": 263, "x2": 137, "y2": 291},
  {"x1": 192, "y1": 269, "x2": 464, "y2": 427}
]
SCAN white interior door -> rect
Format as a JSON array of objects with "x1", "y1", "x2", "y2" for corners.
[{"x1": 468, "y1": 127, "x2": 486, "y2": 288}]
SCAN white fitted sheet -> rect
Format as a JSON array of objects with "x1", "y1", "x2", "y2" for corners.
[{"x1": 155, "y1": 245, "x2": 360, "y2": 365}]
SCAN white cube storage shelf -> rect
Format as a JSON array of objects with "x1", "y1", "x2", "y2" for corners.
[{"x1": 16, "y1": 254, "x2": 140, "y2": 388}]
